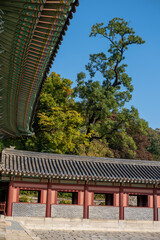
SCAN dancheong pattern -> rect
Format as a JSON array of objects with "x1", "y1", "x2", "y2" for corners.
[{"x1": 0, "y1": 0, "x2": 79, "y2": 138}]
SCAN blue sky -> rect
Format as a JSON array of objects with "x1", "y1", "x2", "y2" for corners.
[{"x1": 51, "y1": 0, "x2": 160, "y2": 130}]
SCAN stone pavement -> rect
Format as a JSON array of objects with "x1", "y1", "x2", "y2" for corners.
[
  {"x1": 2, "y1": 217, "x2": 160, "y2": 240},
  {"x1": 1, "y1": 218, "x2": 160, "y2": 240},
  {"x1": 33, "y1": 230, "x2": 160, "y2": 240},
  {"x1": 5, "y1": 220, "x2": 33, "y2": 240}
]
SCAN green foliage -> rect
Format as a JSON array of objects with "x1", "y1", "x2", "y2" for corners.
[
  {"x1": 94, "y1": 194, "x2": 105, "y2": 200},
  {"x1": 2, "y1": 72, "x2": 90, "y2": 154},
  {"x1": 20, "y1": 190, "x2": 38, "y2": 197},
  {"x1": 107, "y1": 107, "x2": 153, "y2": 160},
  {"x1": 73, "y1": 18, "x2": 152, "y2": 159},
  {"x1": 88, "y1": 18, "x2": 144, "y2": 98},
  {"x1": 57, "y1": 192, "x2": 72, "y2": 198},
  {"x1": 75, "y1": 18, "x2": 145, "y2": 109},
  {"x1": 77, "y1": 139, "x2": 113, "y2": 157},
  {"x1": 94, "y1": 194, "x2": 105, "y2": 205},
  {"x1": 0, "y1": 141, "x2": 3, "y2": 152},
  {"x1": 59, "y1": 199, "x2": 72, "y2": 204},
  {"x1": 34, "y1": 72, "x2": 90, "y2": 153},
  {"x1": 148, "y1": 128, "x2": 160, "y2": 161},
  {"x1": 19, "y1": 195, "x2": 29, "y2": 203},
  {"x1": 19, "y1": 190, "x2": 39, "y2": 203},
  {"x1": 57, "y1": 192, "x2": 72, "y2": 204}
]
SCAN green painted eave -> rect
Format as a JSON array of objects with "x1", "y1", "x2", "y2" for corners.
[{"x1": 0, "y1": 0, "x2": 78, "y2": 138}]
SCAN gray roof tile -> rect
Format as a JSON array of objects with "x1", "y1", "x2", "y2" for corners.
[{"x1": 1, "y1": 148, "x2": 160, "y2": 184}]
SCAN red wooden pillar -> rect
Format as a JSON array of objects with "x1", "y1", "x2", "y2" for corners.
[
  {"x1": 83, "y1": 184, "x2": 89, "y2": 219},
  {"x1": 153, "y1": 188, "x2": 158, "y2": 221},
  {"x1": 126, "y1": 194, "x2": 129, "y2": 207},
  {"x1": 16, "y1": 187, "x2": 20, "y2": 203},
  {"x1": 46, "y1": 181, "x2": 52, "y2": 218},
  {"x1": 40, "y1": 190, "x2": 45, "y2": 203},
  {"x1": 78, "y1": 191, "x2": 81, "y2": 205},
  {"x1": 7, "y1": 180, "x2": 14, "y2": 216},
  {"x1": 54, "y1": 190, "x2": 57, "y2": 204},
  {"x1": 113, "y1": 193, "x2": 116, "y2": 206},
  {"x1": 119, "y1": 185, "x2": 124, "y2": 220},
  {"x1": 91, "y1": 192, "x2": 94, "y2": 206}
]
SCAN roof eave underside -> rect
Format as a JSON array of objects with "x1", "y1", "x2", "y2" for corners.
[{"x1": 0, "y1": 0, "x2": 79, "y2": 138}]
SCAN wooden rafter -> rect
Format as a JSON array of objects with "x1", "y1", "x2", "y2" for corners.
[{"x1": 0, "y1": 0, "x2": 79, "y2": 138}]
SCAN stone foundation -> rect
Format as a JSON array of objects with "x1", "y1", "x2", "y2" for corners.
[{"x1": 5, "y1": 216, "x2": 160, "y2": 232}]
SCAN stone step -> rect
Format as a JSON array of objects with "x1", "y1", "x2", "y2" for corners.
[{"x1": 0, "y1": 220, "x2": 6, "y2": 240}]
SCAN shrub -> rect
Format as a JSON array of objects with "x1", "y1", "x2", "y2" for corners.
[
  {"x1": 59, "y1": 199, "x2": 72, "y2": 204},
  {"x1": 19, "y1": 195, "x2": 29, "y2": 202}
]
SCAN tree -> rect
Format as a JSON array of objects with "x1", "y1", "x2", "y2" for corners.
[
  {"x1": 87, "y1": 17, "x2": 145, "y2": 97},
  {"x1": 108, "y1": 107, "x2": 153, "y2": 160},
  {"x1": 148, "y1": 128, "x2": 160, "y2": 161},
  {"x1": 73, "y1": 18, "x2": 150, "y2": 158}
]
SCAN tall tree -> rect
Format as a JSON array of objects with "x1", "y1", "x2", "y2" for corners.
[{"x1": 73, "y1": 18, "x2": 149, "y2": 158}]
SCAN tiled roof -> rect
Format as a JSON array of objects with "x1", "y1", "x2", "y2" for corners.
[{"x1": 1, "y1": 148, "x2": 160, "y2": 184}]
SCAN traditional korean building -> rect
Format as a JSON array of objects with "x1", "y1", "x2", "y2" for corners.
[
  {"x1": 0, "y1": 148, "x2": 160, "y2": 221},
  {"x1": 0, "y1": 0, "x2": 79, "y2": 138}
]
